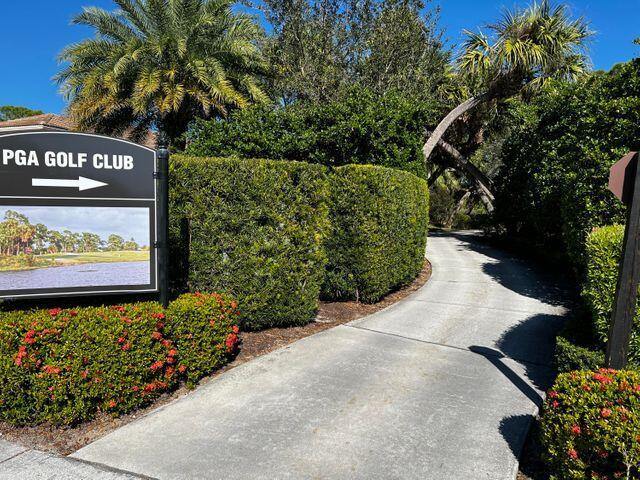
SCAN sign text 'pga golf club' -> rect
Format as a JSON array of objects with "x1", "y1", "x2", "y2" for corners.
[{"x1": 0, "y1": 131, "x2": 158, "y2": 299}]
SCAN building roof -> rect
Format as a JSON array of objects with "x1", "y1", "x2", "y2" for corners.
[
  {"x1": 0, "y1": 114, "x2": 157, "y2": 149},
  {"x1": 0, "y1": 113, "x2": 73, "y2": 130}
]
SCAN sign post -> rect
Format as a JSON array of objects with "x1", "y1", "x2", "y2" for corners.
[
  {"x1": 156, "y1": 143, "x2": 170, "y2": 308},
  {"x1": 0, "y1": 131, "x2": 161, "y2": 300},
  {"x1": 606, "y1": 151, "x2": 640, "y2": 368}
]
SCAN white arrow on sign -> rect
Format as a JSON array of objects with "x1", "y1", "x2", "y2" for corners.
[{"x1": 32, "y1": 176, "x2": 109, "y2": 192}]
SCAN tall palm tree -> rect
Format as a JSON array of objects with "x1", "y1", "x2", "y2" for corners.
[
  {"x1": 422, "y1": 0, "x2": 591, "y2": 201},
  {"x1": 56, "y1": 0, "x2": 269, "y2": 147}
]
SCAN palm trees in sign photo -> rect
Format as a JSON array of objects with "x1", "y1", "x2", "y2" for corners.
[
  {"x1": 57, "y1": 0, "x2": 269, "y2": 147},
  {"x1": 424, "y1": 0, "x2": 591, "y2": 211}
]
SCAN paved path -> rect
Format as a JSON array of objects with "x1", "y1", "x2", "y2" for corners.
[
  {"x1": 0, "y1": 439, "x2": 140, "y2": 479},
  {"x1": 68, "y1": 232, "x2": 570, "y2": 479}
]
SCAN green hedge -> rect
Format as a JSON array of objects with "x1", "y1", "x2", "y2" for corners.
[
  {"x1": 323, "y1": 165, "x2": 429, "y2": 302},
  {"x1": 170, "y1": 155, "x2": 331, "y2": 330},
  {"x1": 583, "y1": 225, "x2": 640, "y2": 367},
  {"x1": 540, "y1": 369, "x2": 640, "y2": 479},
  {"x1": 0, "y1": 293, "x2": 239, "y2": 426},
  {"x1": 494, "y1": 59, "x2": 640, "y2": 269},
  {"x1": 186, "y1": 86, "x2": 441, "y2": 179},
  {"x1": 555, "y1": 335, "x2": 605, "y2": 373},
  {"x1": 170, "y1": 156, "x2": 430, "y2": 326}
]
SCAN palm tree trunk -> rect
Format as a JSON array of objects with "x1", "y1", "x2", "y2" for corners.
[
  {"x1": 427, "y1": 165, "x2": 446, "y2": 187},
  {"x1": 422, "y1": 93, "x2": 489, "y2": 162},
  {"x1": 425, "y1": 131, "x2": 495, "y2": 213},
  {"x1": 444, "y1": 190, "x2": 472, "y2": 229}
]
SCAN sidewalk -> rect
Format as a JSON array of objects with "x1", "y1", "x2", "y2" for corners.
[{"x1": 0, "y1": 439, "x2": 142, "y2": 479}]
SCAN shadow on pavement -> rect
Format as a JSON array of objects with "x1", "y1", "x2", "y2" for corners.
[
  {"x1": 498, "y1": 414, "x2": 533, "y2": 460},
  {"x1": 430, "y1": 231, "x2": 572, "y2": 308},
  {"x1": 494, "y1": 313, "x2": 564, "y2": 389},
  {"x1": 501, "y1": 416, "x2": 550, "y2": 480},
  {"x1": 499, "y1": 414, "x2": 549, "y2": 479},
  {"x1": 468, "y1": 346, "x2": 544, "y2": 406},
  {"x1": 470, "y1": 346, "x2": 552, "y2": 479}
]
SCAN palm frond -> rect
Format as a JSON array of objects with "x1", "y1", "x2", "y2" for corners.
[
  {"x1": 58, "y1": 0, "x2": 269, "y2": 144},
  {"x1": 73, "y1": 7, "x2": 137, "y2": 42}
]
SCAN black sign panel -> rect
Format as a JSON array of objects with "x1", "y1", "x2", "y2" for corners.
[{"x1": 0, "y1": 131, "x2": 158, "y2": 299}]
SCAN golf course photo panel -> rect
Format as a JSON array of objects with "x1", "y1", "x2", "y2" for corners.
[{"x1": 0, "y1": 131, "x2": 159, "y2": 299}]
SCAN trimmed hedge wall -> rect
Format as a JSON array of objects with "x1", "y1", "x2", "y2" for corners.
[
  {"x1": 170, "y1": 156, "x2": 430, "y2": 327},
  {"x1": 0, "y1": 293, "x2": 239, "y2": 426},
  {"x1": 323, "y1": 165, "x2": 429, "y2": 302},
  {"x1": 170, "y1": 156, "x2": 331, "y2": 331},
  {"x1": 583, "y1": 225, "x2": 640, "y2": 367},
  {"x1": 540, "y1": 369, "x2": 640, "y2": 479}
]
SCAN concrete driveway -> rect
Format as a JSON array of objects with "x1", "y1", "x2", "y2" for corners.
[{"x1": 71, "y1": 231, "x2": 571, "y2": 480}]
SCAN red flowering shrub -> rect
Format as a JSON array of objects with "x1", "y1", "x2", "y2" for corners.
[
  {"x1": 540, "y1": 369, "x2": 640, "y2": 479},
  {"x1": 165, "y1": 293, "x2": 240, "y2": 387},
  {"x1": 0, "y1": 293, "x2": 239, "y2": 426}
]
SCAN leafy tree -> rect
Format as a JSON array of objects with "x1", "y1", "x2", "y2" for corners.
[
  {"x1": 32, "y1": 224, "x2": 50, "y2": 254},
  {"x1": 107, "y1": 234, "x2": 125, "y2": 251},
  {"x1": 0, "y1": 106, "x2": 44, "y2": 121},
  {"x1": 422, "y1": 0, "x2": 591, "y2": 210},
  {"x1": 56, "y1": 0, "x2": 269, "y2": 147},
  {"x1": 79, "y1": 232, "x2": 102, "y2": 252},
  {"x1": 123, "y1": 238, "x2": 139, "y2": 250},
  {"x1": 494, "y1": 59, "x2": 640, "y2": 268},
  {"x1": 357, "y1": 1, "x2": 448, "y2": 99},
  {"x1": 62, "y1": 230, "x2": 78, "y2": 253},
  {"x1": 259, "y1": 0, "x2": 449, "y2": 103},
  {"x1": 47, "y1": 230, "x2": 64, "y2": 254},
  {"x1": 0, "y1": 211, "x2": 35, "y2": 255}
]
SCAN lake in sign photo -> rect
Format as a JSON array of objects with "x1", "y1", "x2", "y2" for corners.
[{"x1": 0, "y1": 206, "x2": 151, "y2": 290}]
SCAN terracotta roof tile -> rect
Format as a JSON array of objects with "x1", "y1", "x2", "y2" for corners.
[
  {"x1": 0, "y1": 114, "x2": 73, "y2": 130},
  {"x1": 0, "y1": 114, "x2": 157, "y2": 149}
]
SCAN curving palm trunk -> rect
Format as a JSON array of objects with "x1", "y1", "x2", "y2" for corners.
[
  {"x1": 422, "y1": 93, "x2": 489, "y2": 162},
  {"x1": 424, "y1": 131, "x2": 495, "y2": 213},
  {"x1": 427, "y1": 164, "x2": 446, "y2": 187},
  {"x1": 444, "y1": 190, "x2": 472, "y2": 229}
]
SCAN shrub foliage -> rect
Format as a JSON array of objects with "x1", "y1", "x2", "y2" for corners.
[
  {"x1": 170, "y1": 155, "x2": 331, "y2": 330},
  {"x1": 583, "y1": 225, "x2": 640, "y2": 367},
  {"x1": 555, "y1": 335, "x2": 605, "y2": 373},
  {"x1": 186, "y1": 87, "x2": 441, "y2": 179},
  {"x1": 0, "y1": 293, "x2": 239, "y2": 426},
  {"x1": 170, "y1": 156, "x2": 430, "y2": 325},
  {"x1": 494, "y1": 59, "x2": 640, "y2": 268},
  {"x1": 541, "y1": 369, "x2": 640, "y2": 479},
  {"x1": 323, "y1": 165, "x2": 429, "y2": 302}
]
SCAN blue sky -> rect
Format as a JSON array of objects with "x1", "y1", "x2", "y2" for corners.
[
  {"x1": 0, "y1": 0, "x2": 637, "y2": 115},
  {"x1": 0, "y1": 206, "x2": 150, "y2": 246}
]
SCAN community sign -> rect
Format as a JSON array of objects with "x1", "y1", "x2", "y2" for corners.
[{"x1": 0, "y1": 131, "x2": 158, "y2": 299}]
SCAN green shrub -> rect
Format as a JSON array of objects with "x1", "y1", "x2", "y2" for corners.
[
  {"x1": 323, "y1": 165, "x2": 429, "y2": 303},
  {"x1": 0, "y1": 294, "x2": 238, "y2": 426},
  {"x1": 540, "y1": 369, "x2": 640, "y2": 479},
  {"x1": 186, "y1": 86, "x2": 442, "y2": 179},
  {"x1": 556, "y1": 335, "x2": 605, "y2": 373},
  {"x1": 170, "y1": 155, "x2": 330, "y2": 330},
  {"x1": 494, "y1": 59, "x2": 640, "y2": 268},
  {"x1": 166, "y1": 293, "x2": 240, "y2": 387},
  {"x1": 583, "y1": 225, "x2": 640, "y2": 366}
]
